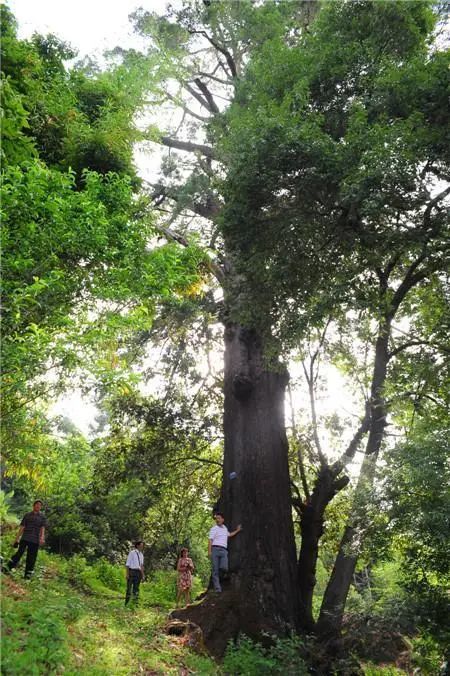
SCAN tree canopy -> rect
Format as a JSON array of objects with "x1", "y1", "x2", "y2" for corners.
[{"x1": 1, "y1": 1, "x2": 449, "y2": 671}]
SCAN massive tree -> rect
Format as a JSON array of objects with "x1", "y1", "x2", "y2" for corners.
[
  {"x1": 218, "y1": 0, "x2": 449, "y2": 637},
  {"x1": 123, "y1": 0, "x2": 448, "y2": 648},
  {"x1": 127, "y1": 2, "x2": 313, "y2": 644}
]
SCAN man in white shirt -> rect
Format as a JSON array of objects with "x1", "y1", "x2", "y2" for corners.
[
  {"x1": 208, "y1": 512, "x2": 242, "y2": 592},
  {"x1": 125, "y1": 540, "x2": 145, "y2": 606}
]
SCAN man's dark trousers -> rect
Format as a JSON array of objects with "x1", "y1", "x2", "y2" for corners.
[
  {"x1": 7, "y1": 540, "x2": 39, "y2": 578},
  {"x1": 125, "y1": 570, "x2": 142, "y2": 605}
]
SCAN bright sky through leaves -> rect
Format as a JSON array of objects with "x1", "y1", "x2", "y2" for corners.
[{"x1": 7, "y1": 0, "x2": 360, "y2": 455}]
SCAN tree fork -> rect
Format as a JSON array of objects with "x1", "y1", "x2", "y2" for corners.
[{"x1": 297, "y1": 467, "x2": 350, "y2": 630}]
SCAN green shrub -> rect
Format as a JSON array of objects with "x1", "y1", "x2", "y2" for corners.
[
  {"x1": 65, "y1": 553, "x2": 89, "y2": 588},
  {"x1": 409, "y1": 634, "x2": 447, "y2": 675},
  {"x1": 144, "y1": 569, "x2": 178, "y2": 608},
  {"x1": 223, "y1": 634, "x2": 308, "y2": 676},
  {"x1": 362, "y1": 665, "x2": 406, "y2": 675},
  {"x1": 1, "y1": 604, "x2": 69, "y2": 675},
  {"x1": 92, "y1": 558, "x2": 124, "y2": 591},
  {"x1": 0, "y1": 490, "x2": 16, "y2": 523},
  {"x1": 223, "y1": 636, "x2": 277, "y2": 675},
  {"x1": 144, "y1": 569, "x2": 204, "y2": 609}
]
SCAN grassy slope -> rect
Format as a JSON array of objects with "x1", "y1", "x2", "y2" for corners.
[
  {"x1": 2, "y1": 544, "x2": 441, "y2": 675},
  {"x1": 1, "y1": 548, "x2": 218, "y2": 675}
]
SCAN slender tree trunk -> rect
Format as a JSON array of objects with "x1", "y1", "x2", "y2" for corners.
[
  {"x1": 297, "y1": 468, "x2": 349, "y2": 630},
  {"x1": 220, "y1": 321, "x2": 301, "y2": 633},
  {"x1": 317, "y1": 325, "x2": 390, "y2": 637}
]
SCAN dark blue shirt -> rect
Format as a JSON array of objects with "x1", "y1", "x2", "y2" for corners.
[{"x1": 20, "y1": 512, "x2": 47, "y2": 544}]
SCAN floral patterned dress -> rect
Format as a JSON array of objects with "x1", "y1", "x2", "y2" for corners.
[{"x1": 177, "y1": 557, "x2": 194, "y2": 591}]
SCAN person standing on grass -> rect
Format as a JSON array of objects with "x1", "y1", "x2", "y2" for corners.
[
  {"x1": 176, "y1": 547, "x2": 194, "y2": 607},
  {"x1": 4, "y1": 499, "x2": 47, "y2": 579},
  {"x1": 125, "y1": 540, "x2": 145, "y2": 606},
  {"x1": 208, "y1": 512, "x2": 242, "y2": 593}
]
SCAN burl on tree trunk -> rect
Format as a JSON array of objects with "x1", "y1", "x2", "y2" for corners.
[{"x1": 171, "y1": 323, "x2": 301, "y2": 657}]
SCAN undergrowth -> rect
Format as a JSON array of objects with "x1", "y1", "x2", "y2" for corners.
[
  {"x1": 1, "y1": 543, "x2": 216, "y2": 675},
  {"x1": 1, "y1": 542, "x2": 445, "y2": 675}
]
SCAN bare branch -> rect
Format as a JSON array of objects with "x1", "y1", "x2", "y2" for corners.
[
  {"x1": 188, "y1": 29, "x2": 237, "y2": 78},
  {"x1": 160, "y1": 136, "x2": 215, "y2": 159},
  {"x1": 302, "y1": 360, "x2": 327, "y2": 468},
  {"x1": 183, "y1": 81, "x2": 215, "y2": 112},
  {"x1": 197, "y1": 69, "x2": 232, "y2": 85},
  {"x1": 165, "y1": 92, "x2": 210, "y2": 123},
  {"x1": 193, "y1": 77, "x2": 220, "y2": 114}
]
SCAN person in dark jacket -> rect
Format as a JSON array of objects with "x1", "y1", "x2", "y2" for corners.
[{"x1": 4, "y1": 500, "x2": 47, "y2": 579}]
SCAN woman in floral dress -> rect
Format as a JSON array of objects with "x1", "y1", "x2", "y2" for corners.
[{"x1": 176, "y1": 547, "x2": 194, "y2": 607}]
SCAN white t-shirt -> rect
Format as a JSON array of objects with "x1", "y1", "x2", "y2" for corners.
[
  {"x1": 126, "y1": 549, "x2": 144, "y2": 569},
  {"x1": 209, "y1": 524, "x2": 229, "y2": 548}
]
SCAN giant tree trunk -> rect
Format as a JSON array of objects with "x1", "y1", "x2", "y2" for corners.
[
  {"x1": 220, "y1": 322, "x2": 301, "y2": 630},
  {"x1": 172, "y1": 321, "x2": 301, "y2": 655}
]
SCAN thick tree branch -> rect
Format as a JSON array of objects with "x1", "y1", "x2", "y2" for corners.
[
  {"x1": 156, "y1": 220, "x2": 226, "y2": 286},
  {"x1": 165, "y1": 92, "x2": 210, "y2": 122},
  {"x1": 389, "y1": 339, "x2": 450, "y2": 360},
  {"x1": 183, "y1": 82, "x2": 215, "y2": 113},
  {"x1": 148, "y1": 182, "x2": 221, "y2": 222},
  {"x1": 193, "y1": 77, "x2": 220, "y2": 114},
  {"x1": 423, "y1": 185, "x2": 450, "y2": 229},
  {"x1": 160, "y1": 136, "x2": 215, "y2": 159},
  {"x1": 197, "y1": 69, "x2": 232, "y2": 85},
  {"x1": 157, "y1": 223, "x2": 190, "y2": 248}
]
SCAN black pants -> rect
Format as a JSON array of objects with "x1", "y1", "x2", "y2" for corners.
[
  {"x1": 7, "y1": 540, "x2": 39, "y2": 578},
  {"x1": 125, "y1": 570, "x2": 142, "y2": 605}
]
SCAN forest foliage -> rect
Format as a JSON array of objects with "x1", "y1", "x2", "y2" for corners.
[{"x1": 1, "y1": 1, "x2": 449, "y2": 673}]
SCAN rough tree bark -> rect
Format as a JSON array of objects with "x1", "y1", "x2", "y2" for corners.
[
  {"x1": 172, "y1": 321, "x2": 302, "y2": 656},
  {"x1": 221, "y1": 323, "x2": 301, "y2": 626}
]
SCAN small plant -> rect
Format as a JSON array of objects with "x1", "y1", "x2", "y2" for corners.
[
  {"x1": 223, "y1": 634, "x2": 308, "y2": 675},
  {"x1": 223, "y1": 635, "x2": 277, "y2": 675},
  {"x1": 144, "y1": 569, "x2": 204, "y2": 610},
  {"x1": 93, "y1": 558, "x2": 124, "y2": 591},
  {"x1": 410, "y1": 634, "x2": 447, "y2": 675}
]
